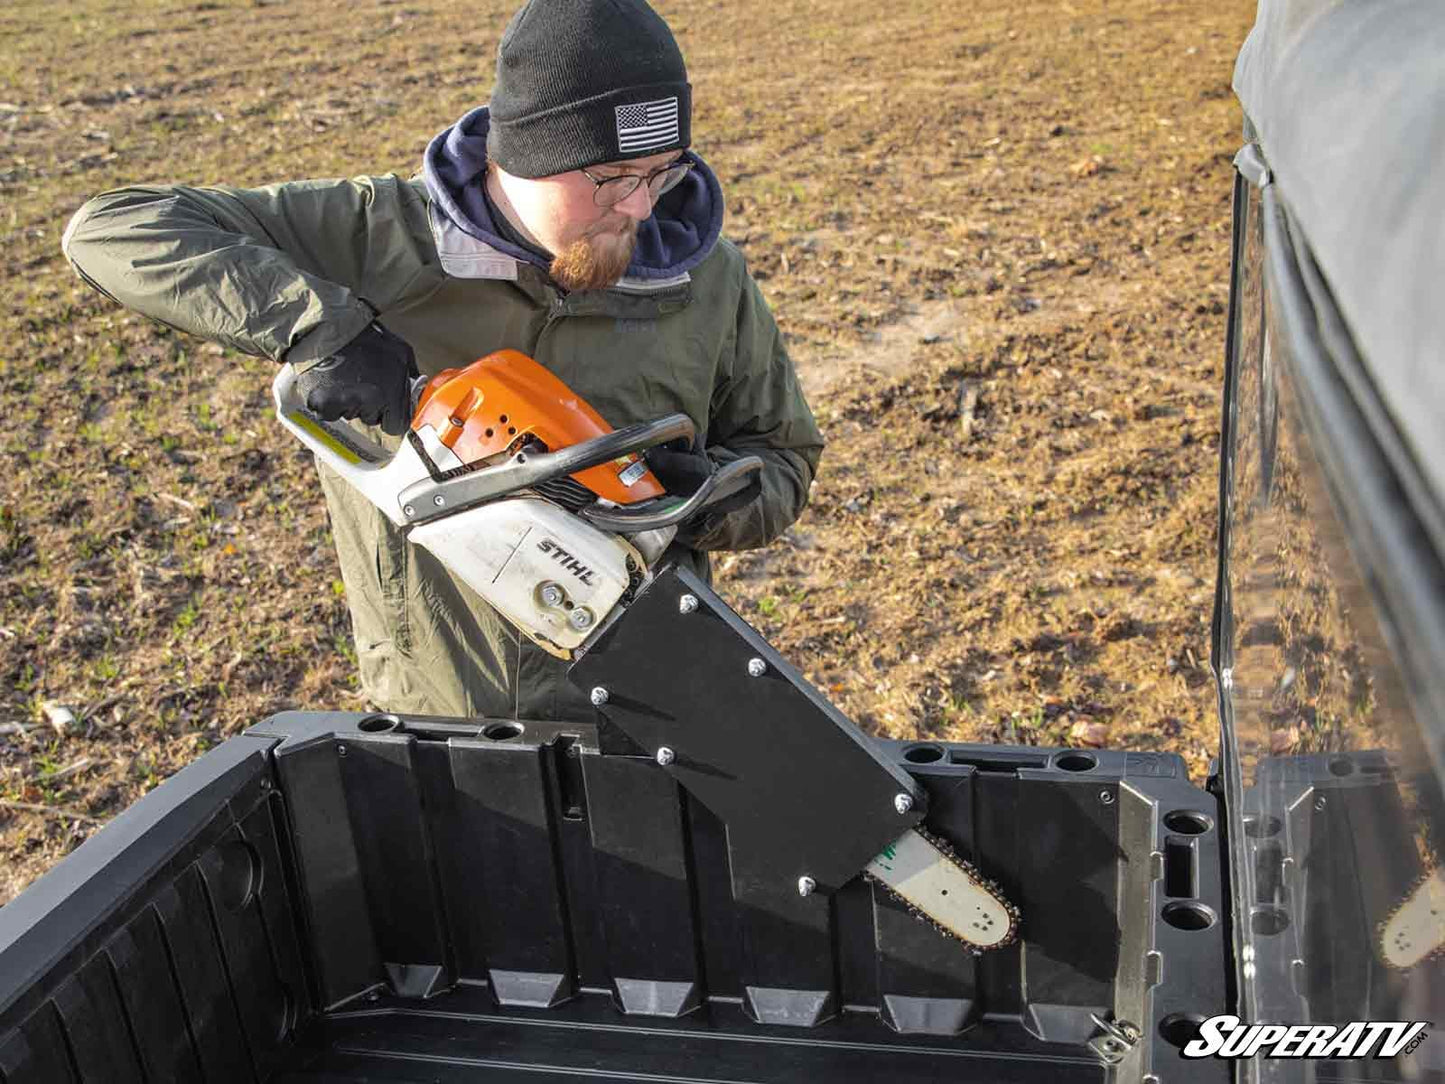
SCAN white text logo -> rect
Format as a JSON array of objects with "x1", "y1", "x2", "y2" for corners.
[{"x1": 1183, "y1": 1015, "x2": 1429, "y2": 1059}]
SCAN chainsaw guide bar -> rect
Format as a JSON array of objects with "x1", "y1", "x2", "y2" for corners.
[
  {"x1": 1379, "y1": 866, "x2": 1445, "y2": 970},
  {"x1": 865, "y1": 827, "x2": 1020, "y2": 953}
]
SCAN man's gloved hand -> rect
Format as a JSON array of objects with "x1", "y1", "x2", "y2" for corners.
[
  {"x1": 645, "y1": 439, "x2": 762, "y2": 542},
  {"x1": 644, "y1": 438, "x2": 713, "y2": 496},
  {"x1": 294, "y1": 323, "x2": 417, "y2": 436}
]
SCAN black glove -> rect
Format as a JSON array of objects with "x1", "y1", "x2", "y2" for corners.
[
  {"x1": 644, "y1": 438, "x2": 713, "y2": 496},
  {"x1": 294, "y1": 323, "x2": 416, "y2": 437},
  {"x1": 645, "y1": 439, "x2": 762, "y2": 538}
]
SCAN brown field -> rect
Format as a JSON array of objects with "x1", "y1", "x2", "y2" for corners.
[{"x1": 0, "y1": 0, "x2": 1254, "y2": 903}]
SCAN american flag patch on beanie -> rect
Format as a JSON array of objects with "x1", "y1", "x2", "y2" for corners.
[{"x1": 615, "y1": 97, "x2": 680, "y2": 154}]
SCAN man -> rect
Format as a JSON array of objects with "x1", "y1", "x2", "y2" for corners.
[{"x1": 61, "y1": 0, "x2": 823, "y2": 723}]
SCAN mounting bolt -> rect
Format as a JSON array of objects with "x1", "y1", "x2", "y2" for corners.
[
  {"x1": 433, "y1": 494, "x2": 446, "y2": 508},
  {"x1": 656, "y1": 746, "x2": 675, "y2": 766},
  {"x1": 540, "y1": 583, "x2": 564, "y2": 607},
  {"x1": 590, "y1": 686, "x2": 609, "y2": 706},
  {"x1": 569, "y1": 607, "x2": 594, "y2": 630},
  {"x1": 679, "y1": 594, "x2": 699, "y2": 614},
  {"x1": 337, "y1": 744, "x2": 348, "y2": 757},
  {"x1": 894, "y1": 792, "x2": 914, "y2": 815},
  {"x1": 1099, "y1": 789, "x2": 1115, "y2": 805},
  {"x1": 747, "y1": 657, "x2": 767, "y2": 677},
  {"x1": 797, "y1": 876, "x2": 816, "y2": 897},
  {"x1": 403, "y1": 505, "x2": 416, "y2": 518},
  {"x1": 1314, "y1": 795, "x2": 1327, "y2": 811}
]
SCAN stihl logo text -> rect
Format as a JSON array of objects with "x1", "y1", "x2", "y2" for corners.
[
  {"x1": 537, "y1": 539, "x2": 597, "y2": 586},
  {"x1": 1183, "y1": 1015, "x2": 1429, "y2": 1059}
]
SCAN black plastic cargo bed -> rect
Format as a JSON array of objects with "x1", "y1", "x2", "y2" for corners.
[{"x1": 0, "y1": 711, "x2": 1230, "y2": 1082}]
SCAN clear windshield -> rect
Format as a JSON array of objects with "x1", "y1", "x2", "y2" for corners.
[{"x1": 1216, "y1": 165, "x2": 1445, "y2": 1079}]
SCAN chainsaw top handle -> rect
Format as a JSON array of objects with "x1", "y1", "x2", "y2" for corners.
[
  {"x1": 395, "y1": 413, "x2": 697, "y2": 524},
  {"x1": 275, "y1": 360, "x2": 750, "y2": 532}
]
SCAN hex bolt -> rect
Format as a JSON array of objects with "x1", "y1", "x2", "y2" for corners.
[
  {"x1": 540, "y1": 583, "x2": 564, "y2": 607},
  {"x1": 679, "y1": 594, "x2": 699, "y2": 614},
  {"x1": 433, "y1": 494, "x2": 446, "y2": 508},
  {"x1": 656, "y1": 746, "x2": 676, "y2": 766},
  {"x1": 569, "y1": 607, "x2": 595, "y2": 630},
  {"x1": 403, "y1": 505, "x2": 416, "y2": 518},
  {"x1": 747, "y1": 657, "x2": 767, "y2": 677},
  {"x1": 1099, "y1": 789, "x2": 1116, "y2": 805},
  {"x1": 894, "y1": 792, "x2": 914, "y2": 815},
  {"x1": 590, "y1": 686, "x2": 609, "y2": 706},
  {"x1": 797, "y1": 876, "x2": 816, "y2": 897}
]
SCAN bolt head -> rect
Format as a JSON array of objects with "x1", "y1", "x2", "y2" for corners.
[
  {"x1": 540, "y1": 583, "x2": 564, "y2": 607},
  {"x1": 403, "y1": 505, "x2": 416, "y2": 517},
  {"x1": 656, "y1": 746, "x2": 675, "y2": 766},
  {"x1": 797, "y1": 875, "x2": 816, "y2": 897},
  {"x1": 337, "y1": 744, "x2": 348, "y2": 757},
  {"x1": 433, "y1": 494, "x2": 446, "y2": 507},
  {"x1": 679, "y1": 593, "x2": 699, "y2": 614},
  {"x1": 894, "y1": 792, "x2": 914, "y2": 815},
  {"x1": 747, "y1": 657, "x2": 767, "y2": 677},
  {"x1": 569, "y1": 607, "x2": 594, "y2": 630},
  {"x1": 590, "y1": 686, "x2": 609, "y2": 706},
  {"x1": 1099, "y1": 789, "x2": 1115, "y2": 805}
]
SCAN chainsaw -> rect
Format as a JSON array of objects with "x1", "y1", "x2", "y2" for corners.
[{"x1": 273, "y1": 350, "x2": 1020, "y2": 953}]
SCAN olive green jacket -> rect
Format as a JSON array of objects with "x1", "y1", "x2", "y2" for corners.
[{"x1": 62, "y1": 172, "x2": 823, "y2": 722}]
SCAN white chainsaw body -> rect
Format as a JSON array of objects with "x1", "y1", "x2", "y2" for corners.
[
  {"x1": 410, "y1": 498, "x2": 639, "y2": 657},
  {"x1": 273, "y1": 368, "x2": 642, "y2": 656}
]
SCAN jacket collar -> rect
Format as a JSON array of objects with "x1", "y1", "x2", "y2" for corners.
[{"x1": 426, "y1": 204, "x2": 693, "y2": 297}]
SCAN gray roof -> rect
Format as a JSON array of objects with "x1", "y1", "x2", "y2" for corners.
[{"x1": 1234, "y1": 0, "x2": 1445, "y2": 510}]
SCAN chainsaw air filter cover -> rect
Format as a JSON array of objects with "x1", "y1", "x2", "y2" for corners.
[{"x1": 411, "y1": 350, "x2": 666, "y2": 504}]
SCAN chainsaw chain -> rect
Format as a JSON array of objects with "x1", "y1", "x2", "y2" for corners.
[
  {"x1": 863, "y1": 825, "x2": 1022, "y2": 955},
  {"x1": 620, "y1": 555, "x2": 645, "y2": 607}
]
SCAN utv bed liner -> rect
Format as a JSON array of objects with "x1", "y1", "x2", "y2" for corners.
[{"x1": 0, "y1": 711, "x2": 1229, "y2": 1082}]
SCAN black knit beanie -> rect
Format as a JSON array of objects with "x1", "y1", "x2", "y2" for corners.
[{"x1": 486, "y1": 0, "x2": 692, "y2": 179}]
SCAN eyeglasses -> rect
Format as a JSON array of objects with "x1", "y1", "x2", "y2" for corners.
[{"x1": 579, "y1": 159, "x2": 693, "y2": 207}]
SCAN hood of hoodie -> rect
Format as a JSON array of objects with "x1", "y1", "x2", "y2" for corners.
[{"x1": 423, "y1": 106, "x2": 724, "y2": 282}]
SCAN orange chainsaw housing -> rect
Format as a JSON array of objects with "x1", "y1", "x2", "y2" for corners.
[{"x1": 411, "y1": 350, "x2": 666, "y2": 504}]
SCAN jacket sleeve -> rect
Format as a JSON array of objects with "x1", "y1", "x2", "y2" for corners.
[
  {"x1": 60, "y1": 176, "x2": 427, "y2": 365},
  {"x1": 690, "y1": 270, "x2": 825, "y2": 551}
]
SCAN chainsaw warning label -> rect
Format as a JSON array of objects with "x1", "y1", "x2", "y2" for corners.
[
  {"x1": 1182, "y1": 1015, "x2": 1429, "y2": 1059},
  {"x1": 617, "y1": 457, "x2": 648, "y2": 487}
]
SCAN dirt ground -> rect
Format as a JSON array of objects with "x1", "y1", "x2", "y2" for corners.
[{"x1": 0, "y1": 0, "x2": 1255, "y2": 904}]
